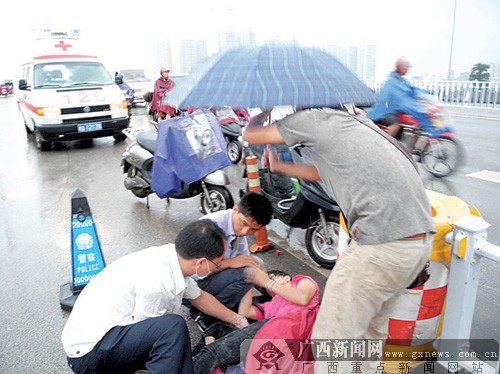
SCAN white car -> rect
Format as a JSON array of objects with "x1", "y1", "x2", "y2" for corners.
[{"x1": 119, "y1": 69, "x2": 153, "y2": 106}]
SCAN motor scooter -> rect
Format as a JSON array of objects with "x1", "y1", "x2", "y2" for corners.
[
  {"x1": 121, "y1": 128, "x2": 234, "y2": 213},
  {"x1": 212, "y1": 107, "x2": 246, "y2": 164},
  {"x1": 372, "y1": 94, "x2": 463, "y2": 178},
  {"x1": 220, "y1": 121, "x2": 243, "y2": 164},
  {"x1": 244, "y1": 143, "x2": 341, "y2": 269}
]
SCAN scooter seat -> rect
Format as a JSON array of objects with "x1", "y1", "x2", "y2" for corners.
[{"x1": 136, "y1": 131, "x2": 157, "y2": 154}]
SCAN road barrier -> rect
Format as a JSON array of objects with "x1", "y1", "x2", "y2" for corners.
[
  {"x1": 436, "y1": 215, "x2": 500, "y2": 374},
  {"x1": 364, "y1": 80, "x2": 500, "y2": 109}
]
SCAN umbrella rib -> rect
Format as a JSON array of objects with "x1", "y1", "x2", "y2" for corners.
[
  {"x1": 309, "y1": 49, "x2": 332, "y2": 106},
  {"x1": 283, "y1": 46, "x2": 300, "y2": 106},
  {"x1": 268, "y1": 46, "x2": 283, "y2": 108},
  {"x1": 296, "y1": 48, "x2": 314, "y2": 107}
]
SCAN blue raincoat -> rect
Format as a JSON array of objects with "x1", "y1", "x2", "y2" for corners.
[{"x1": 367, "y1": 71, "x2": 438, "y2": 136}]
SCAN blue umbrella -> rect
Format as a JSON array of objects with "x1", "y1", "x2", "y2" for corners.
[{"x1": 164, "y1": 44, "x2": 379, "y2": 110}]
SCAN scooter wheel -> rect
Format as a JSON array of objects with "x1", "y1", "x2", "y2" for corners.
[
  {"x1": 200, "y1": 186, "x2": 234, "y2": 214},
  {"x1": 227, "y1": 141, "x2": 243, "y2": 164},
  {"x1": 305, "y1": 217, "x2": 340, "y2": 269}
]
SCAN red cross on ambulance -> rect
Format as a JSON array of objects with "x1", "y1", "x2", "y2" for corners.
[{"x1": 54, "y1": 40, "x2": 72, "y2": 51}]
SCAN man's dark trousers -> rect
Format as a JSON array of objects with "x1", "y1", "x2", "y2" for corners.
[{"x1": 67, "y1": 314, "x2": 193, "y2": 374}]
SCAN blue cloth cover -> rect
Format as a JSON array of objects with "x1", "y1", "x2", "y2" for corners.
[{"x1": 151, "y1": 108, "x2": 231, "y2": 198}]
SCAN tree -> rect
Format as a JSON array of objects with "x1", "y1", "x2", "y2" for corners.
[{"x1": 469, "y1": 63, "x2": 490, "y2": 82}]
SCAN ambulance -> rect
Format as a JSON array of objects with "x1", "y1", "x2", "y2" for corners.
[{"x1": 16, "y1": 30, "x2": 130, "y2": 151}]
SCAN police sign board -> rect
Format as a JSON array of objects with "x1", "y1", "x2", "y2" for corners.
[{"x1": 60, "y1": 189, "x2": 106, "y2": 311}]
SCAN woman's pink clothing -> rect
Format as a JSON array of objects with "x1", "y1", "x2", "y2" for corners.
[{"x1": 251, "y1": 275, "x2": 320, "y2": 321}]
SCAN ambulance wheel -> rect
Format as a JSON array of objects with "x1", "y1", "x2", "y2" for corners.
[
  {"x1": 114, "y1": 133, "x2": 127, "y2": 142},
  {"x1": 35, "y1": 131, "x2": 51, "y2": 151}
]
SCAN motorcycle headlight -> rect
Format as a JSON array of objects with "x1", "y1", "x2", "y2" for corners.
[{"x1": 200, "y1": 129, "x2": 212, "y2": 146}]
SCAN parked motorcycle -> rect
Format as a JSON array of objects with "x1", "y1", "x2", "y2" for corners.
[
  {"x1": 209, "y1": 107, "x2": 245, "y2": 164},
  {"x1": 121, "y1": 128, "x2": 234, "y2": 213},
  {"x1": 244, "y1": 143, "x2": 341, "y2": 269},
  {"x1": 373, "y1": 95, "x2": 463, "y2": 178}
]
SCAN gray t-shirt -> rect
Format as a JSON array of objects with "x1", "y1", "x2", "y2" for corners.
[{"x1": 276, "y1": 108, "x2": 435, "y2": 245}]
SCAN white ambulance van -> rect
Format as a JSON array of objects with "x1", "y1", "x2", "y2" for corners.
[{"x1": 17, "y1": 34, "x2": 129, "y2": 151}]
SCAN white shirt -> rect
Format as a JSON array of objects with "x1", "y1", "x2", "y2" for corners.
[
  {"x1": 61, "y1": 244, "x2": 201, "y2": 358},
  {"x1": 201, "y1": 209, "x2": 249, "y2": 259}
]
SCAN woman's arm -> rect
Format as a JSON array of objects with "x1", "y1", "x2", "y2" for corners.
[
  {"x1": 238, "y1": 290, "x2": 258, "y2": 320},
  {"x1": 271, "y1": 279, "x2": 316, "y2": 306},
  {"x1": 244, "y1": 267, "x2": 317, "y2": 306}
]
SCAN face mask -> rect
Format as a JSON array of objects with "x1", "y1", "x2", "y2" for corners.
[{"x1": 195, "y1": 259, "x2": 212, "y2": 280}]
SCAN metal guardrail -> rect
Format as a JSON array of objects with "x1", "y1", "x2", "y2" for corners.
[
  {"x1": 436, "y1": 215, "x2": 500, "y2": 373},
  {"x1": 363, "y1": 80, "x2": 500, "y2": 109}
]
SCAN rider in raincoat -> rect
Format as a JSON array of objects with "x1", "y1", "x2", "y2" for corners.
[
  {"x1": 367, "y1": 57, "x2": 438, "y2": 137},
  {"x1": 150, "y1": 66, "x2": 177, "y2": 120}
]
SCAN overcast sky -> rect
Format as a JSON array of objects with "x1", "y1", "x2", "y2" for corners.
[{"x1": 1, "y1": 0, "x2": 499, "y2": 80}]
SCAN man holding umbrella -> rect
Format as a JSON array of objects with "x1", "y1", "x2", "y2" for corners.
[
  {"x1": 163, "y1": 44, "x2": 435, "y2": 372},
  {"x1": 243, "y1": 107, "x2": 435, "y2": 373}
]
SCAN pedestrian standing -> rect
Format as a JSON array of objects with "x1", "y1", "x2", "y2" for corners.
[{"x1": 243, "y1": 107, "x2": 435, "y2": 372}]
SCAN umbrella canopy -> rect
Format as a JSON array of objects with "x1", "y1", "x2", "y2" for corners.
[{"x1": 164, "y1": 44, "x2": 379, "y2": 110}]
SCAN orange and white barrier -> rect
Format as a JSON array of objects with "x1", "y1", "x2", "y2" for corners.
[
  {"x1": 245, "y1": 156, "x2": 273, "y2": 253},
  {"x1": 387, "y1": 261, "x2": 448, "y2": 346}
]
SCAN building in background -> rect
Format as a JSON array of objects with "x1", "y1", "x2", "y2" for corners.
[
  {"x1": 152, "y1": 38, "x2": 174, "y2": 76},
  {"x1": 490, "y1": 62, "x2": 500, "y2": 81},
  {"x1": 323, "y1": 44, "x2": 377, "y2": 80},
  {"x1": 218, "y1": 29, "x2": 256, "y2": 51},
  {"x1": 179, "y1": 39, "x2": 208, "y2": 74}
]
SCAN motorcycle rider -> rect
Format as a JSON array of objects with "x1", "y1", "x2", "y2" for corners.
[
  {"x1": 150, "y1": 66, "x2": 177, "y2": 120},
  {"x1": 367, "y1": 57, "x2": 439, "y2": 138}
]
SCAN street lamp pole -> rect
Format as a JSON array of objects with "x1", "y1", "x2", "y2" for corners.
[{"x1": 447, "y1": 0, "x2": 458, "y2": 80}]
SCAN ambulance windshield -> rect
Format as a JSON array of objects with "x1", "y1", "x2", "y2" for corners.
[{"x1": 33, "y1": 61, "x2": 113, "y2": 88}]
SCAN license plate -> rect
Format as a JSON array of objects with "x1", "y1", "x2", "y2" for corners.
[{"x1": 77, "y1": 123, "x2": 102, "y2": 133}]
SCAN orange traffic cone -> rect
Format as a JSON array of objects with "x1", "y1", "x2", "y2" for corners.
[{"x1": 246, "y1": 156, "x2": 274, "y2": 253}]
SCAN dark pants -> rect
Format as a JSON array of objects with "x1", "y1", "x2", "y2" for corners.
[
  {"x1": 193, "y1": 319, "x2": 270, "y2": 374},
  {"x1": 67, "y1": 314, "x2": 193, "y2": 374},
  {"x1": 197, "y1": 267, "x2": 253, "y2": 310}
]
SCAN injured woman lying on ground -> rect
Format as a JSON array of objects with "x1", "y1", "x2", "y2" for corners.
[{"x1": 192, "y1": 267, "x2": 321, "y2": 374}]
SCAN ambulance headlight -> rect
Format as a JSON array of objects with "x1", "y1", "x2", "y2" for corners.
[
  {"x1": 37, "y1": 106, "x2": 61, "y2": 116},
  {"x1": 109, "y1": 101, "x2": 128, "y2": 110}
]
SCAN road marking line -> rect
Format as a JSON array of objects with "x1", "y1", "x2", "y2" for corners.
[{"x1": 467, "y1": 170, "x2": 500, "y2": 184}]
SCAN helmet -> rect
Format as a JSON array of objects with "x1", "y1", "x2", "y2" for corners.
[
  {"x1": 160, "y1": 66, "x2": 171, "y2": 73},
  {"x1": 395, "y1": 57, "x2": 410, "y2": 74}
]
